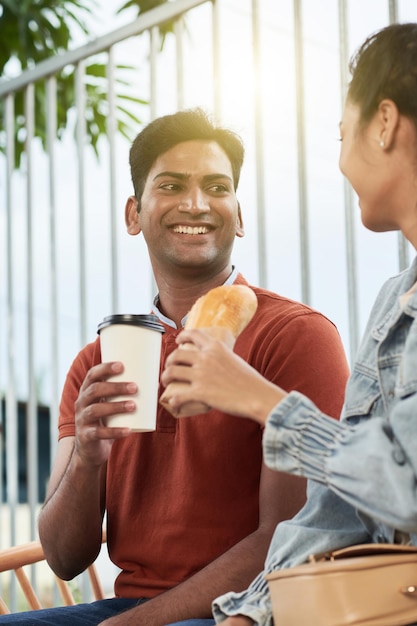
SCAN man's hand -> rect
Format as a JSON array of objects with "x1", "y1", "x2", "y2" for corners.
[
  {"x1": 73, "y1": 361, "x2": 138, "y2": 468},
  {"x1": 38, "y1": 360, "x2": 138, "y2": 580}
]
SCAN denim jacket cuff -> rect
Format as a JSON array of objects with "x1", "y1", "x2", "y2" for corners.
[
  {"x1": 212, "y1": 585, "x2": 273, "y2": 626},
  {"x1": 262, "y1": 390, "x2": 345, "y2": 481}
]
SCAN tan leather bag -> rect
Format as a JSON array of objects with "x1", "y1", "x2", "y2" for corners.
[{"x1": 265, "y1": 544, "x2": 417, "y2": 626}]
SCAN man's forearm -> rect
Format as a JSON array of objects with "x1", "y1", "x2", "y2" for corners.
[
  {"x1": 39, "y1": 447, "x2": 104, "y2": 580},
  {"x1": 100, "y1": 527, "x2": 272, "y2": 626}
]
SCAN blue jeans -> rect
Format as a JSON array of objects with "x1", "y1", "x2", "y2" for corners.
[
  {"x1": 0, "y1": 598, "x2": 216, "y2": 625},
  {"x1": 166, "y1": 622, "x2": 215, "y2": 625},
  {"x1": 0, "y1": 598, "x2": 140, "y2": 624}
]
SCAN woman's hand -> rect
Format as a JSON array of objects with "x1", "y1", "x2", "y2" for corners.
[
  {"x1": 220, "y1": 616, "x2": 255, "y2": 626},
  {"x1": 161, "y1": 329, "x2": 286, "y2": 423}
]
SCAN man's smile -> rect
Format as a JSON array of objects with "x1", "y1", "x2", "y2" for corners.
[{"x1": 172, "y1": 225, "x2": 210, "y2": 235}]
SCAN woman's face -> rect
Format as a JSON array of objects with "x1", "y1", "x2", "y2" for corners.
[{"x1": 338, "y1": 100, "x2": 400, "y2": 232}]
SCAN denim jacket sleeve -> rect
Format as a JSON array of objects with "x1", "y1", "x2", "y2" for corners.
[
  {"x1": 262, "y1": 390, "x2": 417, "y2": 532},
  {"x1": 260, "y1": 258, "x2": 417, "y2": 533}
]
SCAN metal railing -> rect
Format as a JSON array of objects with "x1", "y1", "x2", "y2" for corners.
[{"x1": 0, "y1": 0, "x2": 413, "y2": 608}]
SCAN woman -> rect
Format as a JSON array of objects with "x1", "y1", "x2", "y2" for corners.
[{"x1": 162, "y1": 22, "x2": 417, "y2": 626}]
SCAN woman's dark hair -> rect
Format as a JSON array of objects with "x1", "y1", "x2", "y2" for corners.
[
  {"x1": 129, "y1": 107, "x2": 245, "y2": 205},
  {"x1": 347, "y1": 22, "x2": 417, "y2": 129}
]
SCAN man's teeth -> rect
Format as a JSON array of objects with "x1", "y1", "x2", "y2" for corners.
[{"x1": 173, "y1": 226, "x2": 209, "y2": 235}]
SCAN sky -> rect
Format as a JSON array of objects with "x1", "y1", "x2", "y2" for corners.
[{"x1": 1, "y1": 0, "x2": 417, "y2": 404}]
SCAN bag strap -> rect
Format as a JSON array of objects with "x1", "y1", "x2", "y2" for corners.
[{"x1": 309, "y1": 543, "x2": 417, "y2": 563}]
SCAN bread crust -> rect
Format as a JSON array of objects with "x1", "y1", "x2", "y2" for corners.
[{"x1": 185, "y1": 285, "x2": 258, "y2": 336}]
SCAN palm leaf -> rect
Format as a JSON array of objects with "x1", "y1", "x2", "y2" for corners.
[{"x1": 0, "y1": 0, "x2": 177, "y2": 167}]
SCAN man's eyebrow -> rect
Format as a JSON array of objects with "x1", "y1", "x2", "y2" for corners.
[
  {"x1": 153, "y1": 171, "x2": 233, "y2": 184},
  {"x1": 202, "y1": 173, "x2": 233, "y2": 184},
  {"x1": 153, "y1": 171, "x2": 189, "y2": 181}
]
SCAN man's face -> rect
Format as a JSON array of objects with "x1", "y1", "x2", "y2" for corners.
[{"x1": 132, "y1": 140, "x2": 244, "y2": 274}]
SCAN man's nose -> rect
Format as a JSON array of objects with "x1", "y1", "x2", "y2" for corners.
[{"x1": 178, "y1": 189, "x2": 209, "y2": 213}]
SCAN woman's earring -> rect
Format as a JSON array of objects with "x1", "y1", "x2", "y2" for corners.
[{"x1": 380, "y1": 140, "x2": 385, "y2": 148}]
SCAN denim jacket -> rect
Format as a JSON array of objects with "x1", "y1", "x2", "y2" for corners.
[{"x1": 213, "y1": 256, "x2": 417, "y2": 626}]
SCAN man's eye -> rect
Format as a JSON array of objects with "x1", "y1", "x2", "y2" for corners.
[
  {"x1": 160, "y1": 183, "x2": 180, "y2": 191},
  {"x1": 208, "y1": 184, "x2": 228, "y2": 193}
]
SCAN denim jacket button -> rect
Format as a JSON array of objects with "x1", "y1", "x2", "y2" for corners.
[{"x1": 392, "y1": 448, "x2": 406, "y2": 465}]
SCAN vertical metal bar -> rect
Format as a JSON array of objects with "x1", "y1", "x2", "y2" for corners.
[
  {"x1": 45, "y1": 74, "x2": 62, "y2": 608},
  {"x1": 0, "y1": 401, "x2": 2, "y2": 571},
  {"x1": 149, "y1": 27, "x2": 159, "y2": 299},
  {"x1": 175, "y1": 17, "x2": 185, "y2": 110},
  {"x1": 107, "y1": 47, "x2": 119, "y2": 313},
  {"x1": 149, "y1": 27, "x2": 159, "y2": 121},
  {"x1": 74, "y1": 50, "x2": 93, "y2": 595},
  {"x1": 5, "y1": 93, "x2": 18, "y2": 611},
  {"x1": 211, "y1": 0, "x2": 221, "y2": 117},
  {"x1": 24, "y1": 83, "x2": 39, "y2": 541},
  {"x1": 293, "y1": 0, "x2": 311, "y2": 304},
  {"x1": 0, "y1": 104, "x2": 2, "y2": 541},
  {"x1": 75, "y1": 61, "x2": 87, "y2": 346},
  {"x1": 252, "y1": 0, "x2": 267, "y2": 288},
  {"x1": 46, "y1": 76, "x2": 59, "y2": 464},
  {"x1": 388, "y1": 0, "x2": 409, "y2": 271},
  {"x1": 338, "y1": 0, "x2": 360, "y2": 361},
  {"x1": 24, "y1": 83, "x2": 41, "y2": 606},
  {"x1": 388, "y1": 0, "x2": 398, "y2": 22}
]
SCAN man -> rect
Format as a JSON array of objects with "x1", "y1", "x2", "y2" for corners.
[{"x1": 1, "y1": 109, "x2": 349, "y2": 625}]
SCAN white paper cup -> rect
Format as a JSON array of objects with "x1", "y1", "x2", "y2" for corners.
[{"x1": 97, "y1": 314, "x2": 165, "y2": 432}]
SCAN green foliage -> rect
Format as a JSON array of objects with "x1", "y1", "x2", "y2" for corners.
[
  {"x1": 0, "y1": 0, "x2": 171, "y2": 168},
  {"x1": 118, "y1": 0, "x2": 176, "y2": 47},
  {"x1": 4, "y1": 62, "x2": 146, "y2": 168},
  {"x1": 0, "y1": 0, "x2": 93, "y2": 71}
]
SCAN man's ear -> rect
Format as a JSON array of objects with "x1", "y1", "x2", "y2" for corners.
[
  {"x1": 378, "y1": 99, "x2": 400, "y2": 150},
  {"x1": 125, "y1": 196, "x2": 141, "y2": 235},
  {"x1": 236, "y1": 202, "x2": 245, "y2": 238}
]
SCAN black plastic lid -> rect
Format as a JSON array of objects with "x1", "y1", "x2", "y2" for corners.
[{"x1": 97, "y1": 314, "x2": 165, "y2": 334}]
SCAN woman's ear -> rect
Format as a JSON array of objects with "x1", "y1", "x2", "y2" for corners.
[
  {"x1": 235, "y1": 202, "x2": 245, "y2": 238},
  {"x1": 125, "y1": 196, "x2": 141, "y2": 235},
  {"x1": 378, "y1": 99, "x2": 400, "y2": 150}
]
